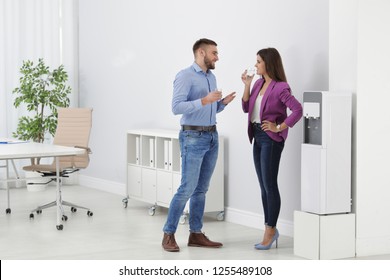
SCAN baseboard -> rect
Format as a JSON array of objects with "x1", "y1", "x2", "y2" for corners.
[
  {"x1": 78, "y1": 175, "x2": 294, "y2": 237},
  {"x1": 224, "y1": 206, "x2": 294, "y2": 237},
  {"x1": 78, "y1": 175, "x2": 126, "y2": 196}
]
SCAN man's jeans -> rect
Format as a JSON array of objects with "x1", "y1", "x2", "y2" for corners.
[
  {"x1": 163, "y1": 130, "x2": 218, "y2": 234},
  {"x1": 252, "y1": 124, "x2": 284, "y2": 227}
]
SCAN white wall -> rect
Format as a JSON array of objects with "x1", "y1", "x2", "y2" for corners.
[
  {"x1": 1, "y1": 0, "x2": 79, "y2": 138},
  {"x1": 329, "y1": 1, "x2": 357, "y2": 211},
  {"x1": 355, "y1": 0, "x2": 390, "y2": 256},
  {"x1": 0, "y1": 0, "x2": 79, "y2": 179},
  {"x1": 329, "y1": 0, "x2": 390, "y2": 256},
  {"x1": 78, "y1": 0, "x2": 329, "y2": 236}
]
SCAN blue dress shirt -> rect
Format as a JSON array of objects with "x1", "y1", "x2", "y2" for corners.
[{"x1": 172, "y1": 63, "x2": 226, "y2": 126}]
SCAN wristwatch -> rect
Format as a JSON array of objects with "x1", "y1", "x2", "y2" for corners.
[{"x1": 276, "y1": 124, "x2": 281, "y2": 132}]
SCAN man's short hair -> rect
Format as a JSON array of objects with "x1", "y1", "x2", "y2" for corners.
[{"x1": 192, "y1": 38, "x2": 217, "y2": 55}]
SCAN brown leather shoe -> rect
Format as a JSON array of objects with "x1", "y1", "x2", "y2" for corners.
[
  {"x1": 188, "y1": 232, "x2": 223, "y2": 248},
  {"x1": 162, "y1": 233, "x2": 180, "y2": 252}
]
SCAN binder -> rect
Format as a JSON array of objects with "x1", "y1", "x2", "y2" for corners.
[
  {"x1": 164, "y1": 140, "x2": 169, "y2": 170},
  {"x1": 168, "y1": 140, "x2": 173, "y2": 171},
  {"x1": 149, "y1": 138, "x2": 155, "y2": 167},
  {"x1": 135, "y1": 136, "x2": 140, "y2": 165}
]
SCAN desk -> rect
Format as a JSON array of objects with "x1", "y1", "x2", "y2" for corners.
[{"x1": 0, "y1": 142, "x2": 84, "y2": 230}]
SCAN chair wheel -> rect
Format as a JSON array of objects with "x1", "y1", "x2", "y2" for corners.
[
  {"x1": 62, "y1": 215, "x2": 68, "y2": 221},
  {"x1": 56, "y1": 225, "x2": 63, "y2": 230},
  {"x1": 29, "y1": 213, "x2": 34, "y2": 219},
  {"x1": 87, "y1": 211, "x2": 93, "y2": 217},
  {"x1": 179, "y1": 214, "x2": 187, "y2": 224},
  {"x1": 122, "y1": 198, "x2": 128, "y2": 208},
  {"x1": 217, "y1": 211, "x2": 225, "y2": 221},
  {"x1": 148, "y1": 206, "x2": 156, "y2": 216},
  {"x1": 5, "y1": 208, "x2": 11, "y2": 214},
  {"x1": 71, "y1": 207, "x2": 77, "y2": 213},
  {"x1": 37, "y1": 209, "x2": 42, "y2": 214}
]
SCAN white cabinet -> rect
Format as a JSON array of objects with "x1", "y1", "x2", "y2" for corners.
[
  {"x1": 156, "y1": 170, "x2": 173, "y2": 207},
  {"x1": 141, "y1": 168, "x2": 157, "y2": 203},
  {"x1": 127, "y1": 165, "x2": 141, "y2": 197},
  {"x1": 124, "y1": 129, "x2": 225, "y2": 221},
  {"x1": 294, "y1": 211, "x2": 355, "y2": 259}
]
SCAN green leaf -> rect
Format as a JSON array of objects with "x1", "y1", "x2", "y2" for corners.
[{"x1": 11, "y1": 58, "x2": 71, "y2": 143}]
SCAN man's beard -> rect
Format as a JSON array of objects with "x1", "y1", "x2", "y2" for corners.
[{"x1": 204, "y1": 56, "x2": 215, "y2": 70}]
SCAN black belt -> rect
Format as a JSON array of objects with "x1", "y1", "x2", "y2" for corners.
[
  {"x1": 182, "y1": 125, "x2": 217, "y2": 132},
  {"x1": 252, "y1": 122, "x2": 264, "y2": 130}
]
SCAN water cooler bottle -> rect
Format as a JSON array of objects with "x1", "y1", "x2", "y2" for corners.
[{"x1": 301, "y1": 91, "x2": 352, "y2": 214}]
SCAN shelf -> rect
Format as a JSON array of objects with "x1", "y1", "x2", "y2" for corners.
[{"x1": 126, "y1": 129, "x2": 224, "y2": 219}]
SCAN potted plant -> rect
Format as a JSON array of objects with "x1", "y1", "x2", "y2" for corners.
[{"x1": 12, "y1": 58, "x2": 71, "y2": 190}]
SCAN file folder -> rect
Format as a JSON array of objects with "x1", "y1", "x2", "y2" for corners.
[
  {"x1": 149, "y1": 138, "x2": 155, "y2": 167},
  {"x1": 135, "y1": 136, "x2": 140, "y2": 165},
  {"x1": 168, "y1": 140, "x2": 173, "y2": 171},
  {"x1": 164, "y1": 140, "x2": 169, "y2": 170}
]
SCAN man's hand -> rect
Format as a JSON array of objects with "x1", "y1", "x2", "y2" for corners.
[
  {"x1": 201, "y1": 90, "x2": 223, "y2": 105},
  {"x1": 222, "y1": 92, "x2": 236, "y2": 105}
]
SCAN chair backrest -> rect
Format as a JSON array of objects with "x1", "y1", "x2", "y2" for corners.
[{"x1": 53, "y1": 108, "x2": 93, "y2": 169}]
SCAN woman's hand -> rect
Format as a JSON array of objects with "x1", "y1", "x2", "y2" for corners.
[
  {"x1": 241, "y1": 70, "x2": 255, "y2": 102},
  {"x1": 241, "y1": 70, "x2": 255, "y2": 87},
  {"x1": 261, "y1": 120, "x2": 278, "y2": 132}
]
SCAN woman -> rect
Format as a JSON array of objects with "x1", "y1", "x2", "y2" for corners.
[{"x1": 241, "y1": 48, "x2": 302, "y2": 250}]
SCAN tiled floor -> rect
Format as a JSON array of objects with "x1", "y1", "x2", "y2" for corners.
[{"x1": 0, "y1": 185, "x2": 389, "y2": 261}]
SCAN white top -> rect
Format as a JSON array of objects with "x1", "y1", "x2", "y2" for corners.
[
  {"x1": 0, "y1": 142, "x2": 85, "y2": 160},
  {"x1": 250, "y1": 94, "x2": 263, "y2": 123},
  {"x1": 127, "y1": 129, "x2": 179, "y2": 139}
]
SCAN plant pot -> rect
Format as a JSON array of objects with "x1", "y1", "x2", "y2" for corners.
[{"x1": 25, "y1": 171, "x2": 48, "y2": 192}]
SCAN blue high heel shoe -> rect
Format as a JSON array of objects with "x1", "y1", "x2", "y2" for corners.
[
  {"x1": 253, "y1": 228, "x2": 279, "y2": 247},
  {"x1": 254, "y1": 229, "x2": 279, "y2": 250}
]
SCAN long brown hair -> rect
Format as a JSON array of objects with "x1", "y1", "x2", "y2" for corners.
[{"x1": 257, "y1": 48, "x2": 287, "y2": 82}]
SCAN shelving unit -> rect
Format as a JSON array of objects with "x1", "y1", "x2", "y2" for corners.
[{"x1": 123, "y1": 129, "x2": 224, "y2": 222}]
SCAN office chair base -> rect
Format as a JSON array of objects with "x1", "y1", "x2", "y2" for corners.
[{"x1": 29, "y1": 200, "x2": 93, "y2": 219}]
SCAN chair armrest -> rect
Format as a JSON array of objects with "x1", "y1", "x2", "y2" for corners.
[{"x1": 74, "y1": 146, "x2": 92, "y2": 154}]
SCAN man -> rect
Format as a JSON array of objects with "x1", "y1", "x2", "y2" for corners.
[{"x1": 162, "y1": 38, "x2": 236, "y2": 252}]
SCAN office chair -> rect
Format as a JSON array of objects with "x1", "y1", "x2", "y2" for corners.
[{"x1": 23, "y1": 108, "x2": 93, "y2": 225}]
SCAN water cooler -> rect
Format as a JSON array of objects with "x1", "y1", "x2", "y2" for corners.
[
  {"x1": 301, "y1": 91, "x2": 352, "y2": 214},
  {"x1": 294, "y1": 91, "x2": 355, "y2": 259}
]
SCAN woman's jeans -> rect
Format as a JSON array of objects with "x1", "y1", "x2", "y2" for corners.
[
  {"x1": 252, "y1": 124, "x2": 284, "y2": 228},
  {"x1": 163, "y1": 130, "x2": 218, "y2": 234}
]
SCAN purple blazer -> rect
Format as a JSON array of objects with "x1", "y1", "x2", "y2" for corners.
[{"x1": 242, "y1": 79, "x2": 302, "y2": 143}]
